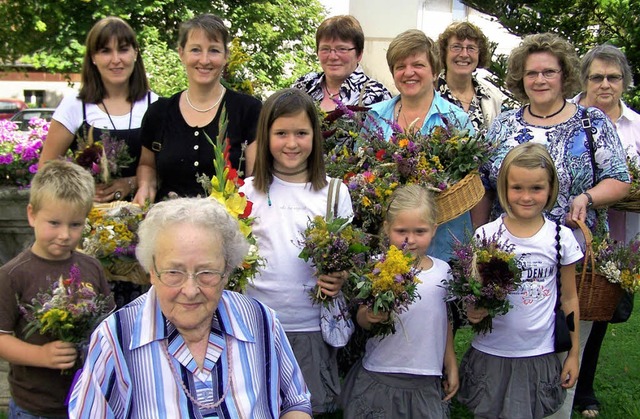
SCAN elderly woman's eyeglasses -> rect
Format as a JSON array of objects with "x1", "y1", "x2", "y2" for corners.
[
  {"x1": 318, "y1": 47, "x2": 356, "y2": 56},
  {"x1": 524, "y1": 69, "x2": 562, "y2": 80},
  {"x1": 152, "y1": 258, "x2": 225, "y2": 288},
  {"x1": 588, "y1": 74, "x2": 623, "y2": 84},
  {"x1": 448, "y1": 44, "x2": 479, "y2": 54}
]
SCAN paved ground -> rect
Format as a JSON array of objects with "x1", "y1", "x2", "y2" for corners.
[{"x1": 0, "y1": 360, "x2": 8, "y2": 412}]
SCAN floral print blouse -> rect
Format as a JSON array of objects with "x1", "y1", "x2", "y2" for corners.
[{"x1": 483, "y1": 104, "x2": 630, "y2": 230}]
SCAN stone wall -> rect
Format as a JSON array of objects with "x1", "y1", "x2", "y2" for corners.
[{"x1": 0, "y1": 187, "x2": 33, "y2": 411}]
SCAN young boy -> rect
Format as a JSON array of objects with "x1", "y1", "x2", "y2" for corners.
[{"x1": 0, "y1": 160, "x2": 114, "y2": 418}]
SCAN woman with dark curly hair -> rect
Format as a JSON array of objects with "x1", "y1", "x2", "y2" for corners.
[
  {"x1": 476, "y1": 32, "x2": 630, "y2": 419},
  {"x1": 436, "y1": 21, "x2": 507, "y2": 133}
]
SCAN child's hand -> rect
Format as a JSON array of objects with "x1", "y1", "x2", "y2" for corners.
[
  {"x1": 41, "y1": 340, "x2": 77, "y2": 370},
  {"x1": 442, "y1": 368, "x2": 460, "y2": 401},
  {"x1": 316, "y1": 271, "x2": 347, "y2": 298},
  {"x1": 358, "y1": 305, "x2": 390, "y2": 326},
  {"x1": 465, "y1": 303, "x2": 489, "y2": 324},
  {"x1": 560, "y1": 353, "x2": 580, "y2": 388}
]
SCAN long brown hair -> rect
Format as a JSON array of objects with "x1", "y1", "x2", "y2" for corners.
[
  {"x1": 252, "y1": 88, "x2": 327, "y2": 193},
  {"x1": 79, "y1": 17, "x2": 149, "y2": 103}
]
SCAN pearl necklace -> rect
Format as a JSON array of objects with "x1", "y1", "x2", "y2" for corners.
[
  {"x1": 185, "y1": 87, "x2": 226, "y2": 113},
  {"x1": 161, "y1": 336, "x2": 232, "y2": 410}
]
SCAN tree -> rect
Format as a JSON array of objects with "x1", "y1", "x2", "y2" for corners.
[
  {"x1": 461, "y1": 0, "x2": 640, "y2": 109},
  {"x1": 1, "y1": 0, "x2": 326, "y2": 96}
]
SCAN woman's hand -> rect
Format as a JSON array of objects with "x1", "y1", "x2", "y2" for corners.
[
  {"x1": 357, "y1": 305, "x2": 390, "y2": 330},
  {"x1": 465, "y1": 303, "x2": 489, "y2": 324},
  {"x1": 568, "y1": 193, "x2": 590, "y2": 227},
  {"x1": 95, "y1": 177, "x2": 136, "y2": 203},
  {"x1": 316, "y1": 271, "x2": 347, "y2": 298}
]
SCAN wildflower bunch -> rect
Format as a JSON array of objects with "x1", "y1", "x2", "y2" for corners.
[
  {"x1": 445, "y1": 229, "x2": 524, "y2": 334},
  {"x1": 320, "y1": 101, "x2": 370, "y2": 153},
  {"x1": 583, "y1": 235, "x2": 640, "y2": 294},
  {"x1": 298, "y1": 215, "x2": 370, "y2": 304},
  {"x1": 0, "y1": 118, "x2": 49, "y2": 186},
  {"x1": 19, "y1": 264, "x2": 113, "y2": 345},
  {"x1": 351, "y1": 245, "x2": 422, "y2": 337},
  {"x1": 199, "y1": 107, "x2": 264, "y2": 292},
  {"x1": 74, "y1": 126, "x2": 134, "y2": 184}
]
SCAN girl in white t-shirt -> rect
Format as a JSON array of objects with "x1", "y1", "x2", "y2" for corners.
[
  {"x1": 340, "y1": 184, "x2": 458, "y2": 419},
  {"x1": 240, "y1": 88, "x2": 353, "y2": 415},
  {"x1": 458, "y1": 142, "x2": 583, "y2": 419}
]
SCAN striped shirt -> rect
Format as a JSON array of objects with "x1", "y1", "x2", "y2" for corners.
[{"x1": 68, "y1": 288, "x2": 311, "y2": 418}]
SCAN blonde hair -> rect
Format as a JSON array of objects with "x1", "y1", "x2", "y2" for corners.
[
  {"x1": 384, "y1": 184, "x2": 437, "y2": 235},
  {"x1": 30, "y1": 160, "x2": 95, "y2": 215},
  {"x1": 386, "y1": 29, "x2": 440, "y2": 76},
  {"x1": 497, "y1": 143, "x2": 559, "y2": 218}
]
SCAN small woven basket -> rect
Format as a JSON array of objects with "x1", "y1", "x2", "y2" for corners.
[
  {"x1": 575, "y1": 220, "x2": 624, "y2": 321},
  {"x1": 611, "y1": 189, "x2": 640, "y2": 212},
  {"x1": 435, "y1": 172, "x2": 484, "y2": 225}
]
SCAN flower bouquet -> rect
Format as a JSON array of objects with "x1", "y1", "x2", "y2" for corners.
[
  {"x1": 445, "y1": 229, "x2": 524, "y2": 334},
  {"x1": 326, "y1": 113, "x2": 493, "y2": 233},
  {"x1": 298, "y1": 215, "x2": 370, "y2": 304},
  {"x1": 320, "y1": 101, "x2": 370, "y2": 153},
  {"x1": 82, "y1": 202, "x2": 149, "y2": 284},
  {"x1": 74, "y1": 126, "x2": 134, "y2": 185},
  {"x1": 351, "y1": 245, "x2": 422, "y2": 337},
  {"x1": 19, "y1": 265, "x2": 113, "y2": 370},
  {"x1": 0, "y1": 118, "x2": 49, "y2": 187},
  {"x1": 575, "y1": 222, "x2": 640, "y2": 320},
  {"x1": 198, "y1": 107, "x2": 264, "y2": 292}
]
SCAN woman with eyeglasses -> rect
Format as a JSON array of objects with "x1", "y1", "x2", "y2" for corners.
[
  {"x1": 69, "y1": 197, "x2": 312, "y2": 418},
  {"x1": 477, "y1": 33, "x2": 630, "y2": 419},
  {"x1": 436, "y1": 21, "x2": 508, "y2": 134},
  {"x1": 569, "y1": 44, "x2": 640, "y2": 419},
  {"x1": 292, "y1": 15, "x2": 391, "y2": 113}
]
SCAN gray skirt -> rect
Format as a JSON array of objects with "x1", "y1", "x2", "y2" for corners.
[
  {"x1": 339, "y1": 360, "x2": 450, "y2": 419},
  {"x1": 286, "y1": 331, "x2": 340, "y2": 414},
  {"x1": 458, "y1": 347, "x2": 566, "y2": 419}
]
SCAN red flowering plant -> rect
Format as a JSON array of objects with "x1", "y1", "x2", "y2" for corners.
[
  {"x1": 74, "y1": 126, "x2": 134, "y2": 185},
  {"x1": 444, "y1": 229, "x2": 524, "y2": 334},
  {"x1": 199, "y1": 107, "x2": 264, "y2": 292}
]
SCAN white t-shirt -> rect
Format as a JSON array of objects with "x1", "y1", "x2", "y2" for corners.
[
  {"x1": 240, "y1": 176, "x2": 353, "y2": 331},
  {"x1": 362, "y1": 257, "x2": 451, "y2": 376},
  {"x1": 472, "y1": 216, "x2": 583, "y2": 358},
  {"x1": 52, "y1": 92, "x2": 159, "y2": 133}
]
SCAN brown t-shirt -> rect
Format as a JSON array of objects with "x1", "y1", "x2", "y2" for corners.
[{"x1": 0, "y1": 249, "x2": 114, "y2": 416}]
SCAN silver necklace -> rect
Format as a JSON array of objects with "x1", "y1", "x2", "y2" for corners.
[
  {"x1": 185, "y1": 87, "x2": 226, "y2": 113},
  {"x1": 161, "y1": 336, "x2": 232, "y2": 410}
]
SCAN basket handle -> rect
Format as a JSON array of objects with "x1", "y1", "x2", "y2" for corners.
[{"x1": 575, "y1": 219, "x2": 596, "y2": 304}]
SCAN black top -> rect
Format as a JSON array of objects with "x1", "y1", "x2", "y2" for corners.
[{"x1": 140, "y1": 89, "x2": 262, "y2": 201}]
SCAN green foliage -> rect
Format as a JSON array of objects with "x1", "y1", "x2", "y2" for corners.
[
  {"x1": 461, "y1": 0, "x2": 640, "y2": 111},
  {"x1": 1, "y1": 0, "x2": 327, "y2": 97}
]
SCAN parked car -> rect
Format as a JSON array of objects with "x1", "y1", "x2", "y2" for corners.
[
  {"x1": 9, "y1": 108, "x2": 55, "y2": 130},
  {"x1": 0, "y1": 98, "x2": 28, "y2": 119}
]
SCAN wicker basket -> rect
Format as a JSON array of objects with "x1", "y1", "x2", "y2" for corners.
[
  {"x1": 435, "y1": 172, "x2": 484, "y2": 225},
  {"x1": 574, "y1": 220, "x2": 624, "y2": 321},
  {"x1": 611, "y1": 189, "x2": 640, "y2": 212}
]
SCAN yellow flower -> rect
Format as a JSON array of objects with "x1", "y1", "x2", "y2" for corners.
[{"x1": 224, "y1": 193, "x2": 248, "y2": 219}]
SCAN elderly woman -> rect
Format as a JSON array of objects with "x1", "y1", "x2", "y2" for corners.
[
  {"x1": 482, "y1": 33, "x2": 630, "y2": 419},
  {"x1": 68, "y1": 198, "x2": 312, "y2": 418},
  {"x1": 292, "y1": 15, "x2": 391, "y2": 112},
  {"x1": 436, "y1": 21, "x2": 507, "y2": 133},
  {"x1": 570, "y1": 44, "x2": 640, "y2": 419},
  {"x1": 134, "y1": 14, "x2": 261, "y2": 203},
  {"x1": 366, "y1": 29, "x2": 473, "y2": 262}
]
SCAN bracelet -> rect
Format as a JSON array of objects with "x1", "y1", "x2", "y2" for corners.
[{"x1": 583, "y1": 192, "x2": 594, "y2": 208}]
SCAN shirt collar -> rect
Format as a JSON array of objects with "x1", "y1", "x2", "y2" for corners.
[{"x1": 130, "y1": 288, "x2": 256, "y2": 351}]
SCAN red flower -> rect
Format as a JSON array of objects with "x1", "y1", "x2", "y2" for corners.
[
  {"x1": 240, "y1": 195, "x2": 253, "y2": 219},
  {"x1": 344, "y1": 172, "x2": 356, "y2": 182},
  {"x1": 375, "y1": 149, "x2": 386, "y2": 161}
]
